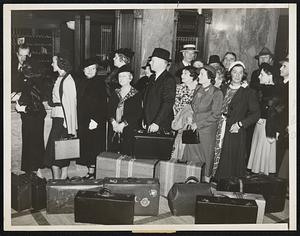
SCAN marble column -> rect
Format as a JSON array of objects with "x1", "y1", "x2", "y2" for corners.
[{"x1": 205, "y1": 8, "x2": 280, "y2": 79}]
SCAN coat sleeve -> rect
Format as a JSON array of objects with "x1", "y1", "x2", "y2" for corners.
[
  {"x1": 240, "y1": 88, "x2": 260, "y2": 128},
  {"x1": 153, "y1": 75, "x2": 176, "y2": 126},
  {"x1": 91, "y1": 83, "x2": 108, "y2": 125},
  {"x1": 107, "y1": 91, "x2": 118, "y2": 122},
  {"x1": 62, "y1": 75, "x2": 78, "y2": 135},
  {"x1": 194, "y1": 89, "x2": 224, "y2": 129},
  {"x1": 122, "y1": 93, "x2": 143, "y2": 127}
]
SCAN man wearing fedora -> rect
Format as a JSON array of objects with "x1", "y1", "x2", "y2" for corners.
[
  {"x1": 169, "y1": 44, "x2": 198, "y2": 84},
  {"x1": 144, "y1": 48, "x2": 176, "y2": 133},
  {"x1": 105, "y1": 48, "x2": 134, "y2": 96},
  {"x1": 249, "y1": 47, "x2": 274, "y2": 93}
]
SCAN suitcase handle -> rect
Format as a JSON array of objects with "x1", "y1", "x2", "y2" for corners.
[
  {"x1": 97, "y1": 187, "x2": 113, "y2": 197},
  {"x1": 69, "y1": 176, "x2": 84, "y2": 182},
  {"x1": 185, "y1": 176, "x2": 200, "y2": 184}
]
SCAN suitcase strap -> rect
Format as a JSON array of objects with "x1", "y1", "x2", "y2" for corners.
[{"x1": 238, "y1": 178, "x2": 244, "y2": 193}]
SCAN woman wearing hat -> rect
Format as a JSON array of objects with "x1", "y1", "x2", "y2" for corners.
[
  {"x1": 76, "y1": 57, "x2": 108, "y2": 179},
  {"x1": 212, "y1": 61, "x2": 260, "y2": 181},
  {"x1": 182, "y1": 65, "x2": 223, "y2": 183},
  {"x1": 107, "y1": 66, "x2": 142, "y2": 155},
  {"x1": 44, "y1": 54, "x2": 77, "y2": 179},
  {"x1": 247, "y1": 63, "x2": 282, "y2": 175}
]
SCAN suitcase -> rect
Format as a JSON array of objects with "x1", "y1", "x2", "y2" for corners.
[
  {"x1": 46, "y1": 177, "x2": 103, "y2": 214},
  {"x1": 133, "y1": 129, "x2": 175, "y2": 160},
  {"x1": 103, "y1": 177, "x2": 160, "y2": 216},
  {"x1": 155, "y1": 159, "x2": 203, "y2": 197},
  {"x1": 217, "y1": 175, "x2": 287, "y2": 213},
  {"x1": 167, "y1": 177, "x2": 212, "y2": 216},
  {"x1": 31, "y1": 174, "x2": 47, "y2": 210},
  {"x1": 11, "y1": 173, "x2": 32, "y2": 212},
  {"x1": 74, "y1": 188, "x2": 135, "y2": 225},
  {"x1": 96, "y1": 152, "x2": 159, "y2": 179},
  {"x1": 195, "y1": 195, "x2": 258, "y2": 224},
  {"x1": 213, "y1": 190, "x2": 266, "y2": 224}
]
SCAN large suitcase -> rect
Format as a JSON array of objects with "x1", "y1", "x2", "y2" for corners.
[
  {"x1": 167, "y1": 177, "x2": 212, "y2": 216},
  {"x1": 31, "y1": 174, "x2": 47, "y2": 210},
  {"x1": 217, "y1": 175, "x2": 287, "y2": 213},
  {"x1": 133, "y1": 129, "x2": 175, "y2": 160},
  {"x1": 11, "y1": 173, "x2": 32, "y2": 212},
  {"x1": 96, "y1": 152, "x2": 159, "y2": 179},
  {"x1": 46, "y1": 177, "x2": 103, "y2": 214},
  {"x1": 195, "y1": 195, "x2": 258, "y2": 224},
  {"x1": 74, "y1": 188, "x2": 135, "y2": 225},
  {"x1": 103, "y1": 177, "x2": 160, "y2": 216}
]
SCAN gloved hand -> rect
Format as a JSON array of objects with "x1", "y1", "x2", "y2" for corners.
[
  {"x1": 15, "y1": 101, "x2": 26, "y2": 113},
  {"x1": 89, "y1": 119, "x2": 98, "y2": 130}
]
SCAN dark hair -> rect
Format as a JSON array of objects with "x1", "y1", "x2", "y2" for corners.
[
  {"x1": 259, "y1": 62, "x2": 279, "y2": 85},
  {"x1": 117, "y1": 53, "x2": 131, "y2": 64},
  {"x1": 182, "y1": 66, "x2": 199, "y2": 81},
  {"x1": 223, "y1": 51, "x2": 237, "y2": 61},
  {"x1": 206, "y1": 69, "x2": 216, "y2": 85},
  {"x1": 18, "y1": 44, "x2": 30, "y2": 52},
  {"x1": 56, "y1": 55, "x2": 72, "y2": 73}
]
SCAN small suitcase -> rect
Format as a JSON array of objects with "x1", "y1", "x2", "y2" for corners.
[
  {"x1": 103, "y1": 177, "x2": 160, "y2": 216},
  {"x1": 133, "y1": 129, "x2": 175, "y2": 160},
  {"x1": 31, "y1": 174, "x2": 47, "y2": 210},
  {"x1": 74, "y1": 188, "x2": 135, "y2": 225},
  {"x1": 11, "y1": 173, "x2": 32, "y2": 212},
  {"x1": 167, "y1": 177, "x2": 212, "y2": 216},
  {"x1": 195, "y1": 195, "x2": 258, "y2": 224},
  {"x1": 217, "y1": 175, "x2": 287, "y2": 213},
  {"x1": 46, "y1": 177, "x2": 103, "y2": 214}
]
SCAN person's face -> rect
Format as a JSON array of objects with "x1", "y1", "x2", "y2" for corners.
[
  {"x1": 215, "y1": 71, "x2": 224, "y2": 88},
  {"x1": 150, "y1": 56, "x2": 165, "y2": 72},
  {"x1": 118, "y1": 72, "x2": 132, "y2": 87},
  {"x1": 231, "y1": 66, "x2": 244, "y2": 84},
  {"x1": 258, "y1": 55, "x2": 272, "y2": 66},
  {"x1": 193, "y1": 61, "x2": 204, "y2": 69},
  {"x1": 258, "y1": 69, "x2": 271, "y2": 85},
  {"x1": 280, "y1": 61, "x2": 289, "y2": 78},
  {"x1": 223, "y1": 53, "x2": 236, "y2": 70},
  {"x1": 17, "y1": 48, "x2": 30, "y2": 65},
  {"x1": 181, "y1": 69, "x2": 194, "y2": 84},
  {"x1": 51, "y1": 56, "x2": 59, "y2": 72},
  {"x1": 183, "y1": 51, "x2": 195, "y2": 63},
  {"x1": 84, "y1": 64, "x2": 97, "y2": 79},
  {"x1": 113, "y1": 53, "x2": 122, "y2": 68},
  {"x1": 198, "y1": 69, "x2": 211, "y2": 85}
]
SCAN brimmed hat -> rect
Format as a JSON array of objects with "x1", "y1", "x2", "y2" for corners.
[
  {"x1": 150, "y1": 48, "x2": 172, "y2": 62},
  {"x1": 279, "y1": 54, "x2": 289, "y2": 63},
  {"x1": 208, "y1": 55, "x2": 221, "y2": 65},
  {"x1": 117, "y1": 65, "x2": 134, "y2": 75},
  {"x1": 199, "y1": 65, "x2": 216, "y2": 78},
  {"x1": 255, "y1": 47, "x2": 273, "y2": 59},
  {"x1": 180, "y1": 44, "x2": 199, "y2": 52},
  {"x1": 228, "y1": 61, "x2": 246, "y2": 72},
  {"x1": 83, "y1": 57, "x2": 99, "y2": 68},
  {"x1": 115, "y1": 48, "x2": 135, "y2": 60}
]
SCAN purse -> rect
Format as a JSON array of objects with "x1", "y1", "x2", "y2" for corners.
[
  {"x1": 54, "y1": 136, "x2": 80, "y2": 160},
  {"x1": 182, "y1": 126, "x2": 200, "y2": 144}
]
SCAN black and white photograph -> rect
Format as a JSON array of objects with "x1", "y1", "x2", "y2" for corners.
[{"x1": 3, "y1": 3, "x2": 297, "y2": 231}]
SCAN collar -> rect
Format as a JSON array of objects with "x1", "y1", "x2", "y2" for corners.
[
  {"x1": 18, "y1": 63, "x2": 22, "y2": 70},
  {"x1": 229, "y1": 83, "x2": 241, "y2": 90},
  {"x1": 182, "y1": 60, "x2": 191, "y2": 67},
  {"x1": 155, "y1": 69, "x2": 166, "y2": 80},
  {"x1": 115, "y1": 86, "x2": 138, "y2": 104},
  {"x1": 283, "y1": 78, "x2": 289, "y2": 84}
]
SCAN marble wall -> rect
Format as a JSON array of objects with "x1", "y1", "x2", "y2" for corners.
[
  {"x1": 140, "y1": 9, "x2": 175, "y2": 73},
  {"x1": 205, "y1": 8, "x2": 280, "y2": 79}
]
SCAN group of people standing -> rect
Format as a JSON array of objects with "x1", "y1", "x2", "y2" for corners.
[{"x1": 11, "y1": 43, "x2": 289, "y2": 183}]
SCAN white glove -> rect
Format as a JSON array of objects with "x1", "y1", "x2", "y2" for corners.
[
  {"x1": 267, "y1": 137, "x2": 276, "y2": 144},
  {"x1": 15, "y1": 101, "x2": 26, "y2": 113},
  {"x1": 89, "y1": 119, "x2": 98, "y2": 130}
]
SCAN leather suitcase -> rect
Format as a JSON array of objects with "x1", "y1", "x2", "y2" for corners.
[
  {"x1": 31, "y1": 174, "x2": 47, "y2": 210},
  {"x1": 217, "y1": 175, "x2": 287, "y2": 213},
  {"x1": 103, "y1": 177, "x2": 160, "y2": 216},
  {"x1": 11, "y1": 173, "x2": 32, "y2": 212},
  {"x1": 46, "y1": 178, "x2": 103, "y2": 214},
  {"x1": 133, "y1": 129, "x2": 175, "y2": 160},
  {"x1": 167, "y1": 177, "x2": 212, "y2": 216},
  {"x1": 195, "y1": 195, "x2": 258, "y2": 224},
  {"x1": 74, "y1": 188, "x2": 135, "y2": 225}
]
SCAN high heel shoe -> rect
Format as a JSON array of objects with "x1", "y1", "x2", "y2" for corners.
[{"x1": 83, "y1": 172, "x2": 95, "y2": 179}]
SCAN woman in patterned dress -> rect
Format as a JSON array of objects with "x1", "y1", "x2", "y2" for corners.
[{"x1": 171, "y1": 66, "x2": 199, "y2": 160}]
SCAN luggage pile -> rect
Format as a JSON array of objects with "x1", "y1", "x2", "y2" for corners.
[{"x1": 11, "y1": 130, "x2": 287, "y2": 225}]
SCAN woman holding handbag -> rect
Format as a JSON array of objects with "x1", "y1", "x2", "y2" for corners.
[
  {"x1": 171, "y1": 66, "x2": 199, "y2": 160},
  {"x1": 44, "y1": 54, "x2": 78, "y2": 179},
  {"x1": 107, "y1": 66, "x2": 142, "y2": 155},
  {"x1": 182, "y1": 65, "x2": 223, "y2": 183},
  {"x1": 76, "y1": 57, "x2": 108, "y2": 179}
]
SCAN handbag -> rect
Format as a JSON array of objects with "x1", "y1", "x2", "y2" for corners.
[
  {"x1": 182, "y1": 125, "x2": 200, "y2": 144},
  {"x1": 55, "y1": 136, "x2": 80, "y2": 160}
]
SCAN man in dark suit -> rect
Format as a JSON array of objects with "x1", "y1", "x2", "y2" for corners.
[
  {"x1": 11, "y1": 44, "x2": 32, "y2": 101},
  {"x1": 143, "y1": 48, "x2": 176, "y2": 133},
  {"x1": 168, "y1": 44, "x2": 198, "y2": 84}
]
